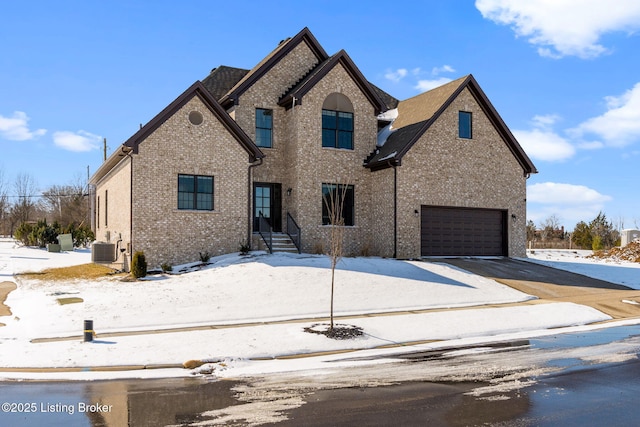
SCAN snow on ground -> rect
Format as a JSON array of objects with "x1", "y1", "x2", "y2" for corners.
[
  {"x1": 524, "y1": 249, "x2": 640, "y2": 289},
  {"x1": 0, "y1": 239, "x2": 628, "y2": 380}
]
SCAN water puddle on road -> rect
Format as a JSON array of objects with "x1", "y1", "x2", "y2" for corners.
[
  {"x1": 0, "y1": 377, "x2": 241, "y2": 427},
  {"x1": 531, "y1": 325, "x2": 640, "y2": 350}
]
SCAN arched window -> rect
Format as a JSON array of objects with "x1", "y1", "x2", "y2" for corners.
[{"x1": 322, "y1": 93, "x2": 354, "y2": 150}]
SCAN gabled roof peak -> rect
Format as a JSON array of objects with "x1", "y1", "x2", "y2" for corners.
[
  {"x1": 278, "y1": 49, "x2": 386, "y2": 114},
  {"x1": 365, "y1": 75, "x2": 537, "y2": 175},
  {"x1": 219, "y1": 27, "x2": 328, "y2": 108},
  {"x1": 121, "y1": 81, "x2": 263, "y2": 161}
]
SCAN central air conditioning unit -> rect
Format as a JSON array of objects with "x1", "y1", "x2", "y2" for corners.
[{"x1": 91, "y1": 242, "x2": 116, "y2": 263}]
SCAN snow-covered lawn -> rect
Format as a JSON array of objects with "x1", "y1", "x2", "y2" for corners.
[
  {"x1": 0, "y1": 239, "x2": 633, "y2": 380},
  {"x1": 524, "y1": 249, "x2": 640, "y2": 289}
]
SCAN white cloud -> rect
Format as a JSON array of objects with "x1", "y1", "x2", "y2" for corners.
[
  {"x1": 0, "y1": 111, "x2": 46, "y2": 141},
  {"x1": 475, "y1": 0, "x2": 640, "y2": 58},
  {"x1": 53, "y1": 130, "x2": 101, "y2": 152},
  {"x1": 431, "y1": 65, "x2": 455, "y2": 75},
  {"x1": 528, "y1": 182, "x2": 611, "y2": 205},
  {"x1": 577, "y1": 141, "x2": 604, "y2": 150},
  {"x1": 531, "y1": 114, "x2": 560, "y2": 129},
  {"x1": 384, "y1": 68, "x2": 408, "y2": 83},
  {"x1": 571, "y1": 82, "x2": 640, "y2": 147},
  {"x1": 513, "y1": 128, "x2": 575, "y2": 162},
  {"x1": 415, "y1": 77, "x2": 453, "y2": 92},
  {"x1": 527, "y1": 182, "x2": 612, "y2": 226}
]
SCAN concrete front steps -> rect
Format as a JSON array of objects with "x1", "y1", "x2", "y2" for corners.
[
  {"x1": 271, "y1": 233, "x2": 299, "y2": 253},
  {"x1": 253, "y1": 232, "x2": 299, "y2": 254}
]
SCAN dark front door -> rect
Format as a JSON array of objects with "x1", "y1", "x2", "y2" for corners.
[{"x1": 253, "y1": 183, "x2": 282, "y2": 232}]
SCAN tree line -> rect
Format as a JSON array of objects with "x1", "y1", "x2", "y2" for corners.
[
  {"x1": 0, "y1": 169, "x2": 93, "y2": 246},
  {"x1": 527, "y1": 211, "x2": 628, "y2": 250}
]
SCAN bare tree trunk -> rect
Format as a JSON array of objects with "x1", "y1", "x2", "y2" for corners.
[{"x1": 323, "y1": 180, "x2": 350, "y2": 333}]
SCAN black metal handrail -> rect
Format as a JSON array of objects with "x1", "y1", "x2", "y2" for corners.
[
  {"x1": 286, "y1": 212, "x2": 301, "y2": 253},
  {"x1": 258, "y1": 212, "x2": 273, "y2": 253}
]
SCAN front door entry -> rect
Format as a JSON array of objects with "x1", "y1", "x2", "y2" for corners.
[{"x1": 253, "y1": 183, "x2": 282, "y2": 232}]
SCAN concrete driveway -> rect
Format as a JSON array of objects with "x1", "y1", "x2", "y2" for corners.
[{"x1": 435, "y1": 258, "x2": 640, "y2": 320}]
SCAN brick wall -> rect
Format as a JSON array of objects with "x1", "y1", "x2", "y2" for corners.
[
  {"x1": 94, "y1": 157, "x2": 132, "y2": 259},
  {"x1": 286, "y1": 65, "x2": 382, "y2": 256},
  {"x1": 234, "y1": 41, "x2": 320, "y2": 232},
  {"x1": 231, "y1": 42, "x2": 390, "y2": 257},
  {"x1": 131, "y1": 96, "x2": 251, "y2": 268}
]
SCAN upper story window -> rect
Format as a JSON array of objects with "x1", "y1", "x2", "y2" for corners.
[
  {"x1": 322, "y1": 93, "x2": 354, "y2": 150},
  {"x1": 459, "y1": 111, "x2": 472, "y2": 139},
  {"x1": 178, "y1": 174, "x2": 214, "y2": 210},
  {"x1": 255, "y1": 108, "x2": 272, "y2": 148}
]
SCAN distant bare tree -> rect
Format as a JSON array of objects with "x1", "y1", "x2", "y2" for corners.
[
  {"x1": 526, "y1": 219, "x2": 536, "y2": 243},
  {"x1": 0, "y1": 168, "x2": 8, "y2": 235},
  {"x1": 539, "y1": 214, "x2": 562, "y2": 241},
  {"x1": 322, "y1": 180, "x2": 351, "y2": 332},
  {"x1": 9, "y1": 173, "x2": 39, "y2": 233},
  {"x1": 41, "y1": 175, "x2": 88, "y2": 227}
]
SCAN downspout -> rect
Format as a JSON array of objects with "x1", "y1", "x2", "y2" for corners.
[
  {"x1": 388, "y1": 160, "x2": 398, "y2": 259},
  {"x1": 123, "y1": 146, "x2": 133, "y2": 272},
  {"x1": 247, "y1": 157, "x2": 263, "y2": 246}
]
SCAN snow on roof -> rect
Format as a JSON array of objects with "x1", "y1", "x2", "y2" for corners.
[{"x1": 377, "y1": 108, "x2": 398, "y2": 147}]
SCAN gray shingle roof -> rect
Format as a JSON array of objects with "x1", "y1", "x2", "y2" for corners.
[
  {"x1": 369, "y1": 83, "x2": 399, "y2": 110},
  {"x1": 201, "y1": 66, "x2": 249, "y2": 101}
]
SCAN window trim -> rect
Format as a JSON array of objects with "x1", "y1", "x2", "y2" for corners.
[
  {"x1": 177, "y1": 174, "x2": 215, "y2": 211},
  {"x1": 322, "y1": 109, "x2": 354, "y2": 150},
  {"x1": 321, "y1": 183, "x2": 355, "y2": 226},
  {"x1": 459, "y1": 111, "x2": 472, "y2": 139},
  {"x1": 255, "y1": 108, "x2": 273, "y2": 148}
]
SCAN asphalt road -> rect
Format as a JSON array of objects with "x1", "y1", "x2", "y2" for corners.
[{"x1": 434, "y1": 258, "x2": 640, "y2": 320}]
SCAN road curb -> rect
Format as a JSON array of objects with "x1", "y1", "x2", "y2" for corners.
[{"x1": 0, "y1": 363, "x2": 183, "y2": 374}]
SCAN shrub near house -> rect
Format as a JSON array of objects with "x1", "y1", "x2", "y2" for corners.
[{"x1": 14, "y1": 220, "x2": 94, "y2": 248}]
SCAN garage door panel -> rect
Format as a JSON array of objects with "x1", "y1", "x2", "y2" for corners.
[{"x1": 421, "y1": 206, "x2": 506, "y2": 256}]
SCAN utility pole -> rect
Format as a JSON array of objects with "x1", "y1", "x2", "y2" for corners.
[{"x1": 103, "y1": 138, "x2": 107, "y2": 162}]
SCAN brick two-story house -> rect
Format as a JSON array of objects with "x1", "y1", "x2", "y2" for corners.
[{"x1": 89, "y1": 27, "x2": 537, "y2": 269}]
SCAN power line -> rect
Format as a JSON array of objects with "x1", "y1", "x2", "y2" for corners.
[{"x1": 1, "y1": 193, "x2": 88, "y2": 200}]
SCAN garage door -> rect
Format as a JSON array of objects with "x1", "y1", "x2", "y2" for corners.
[{"x1": 421, "y1": 206, "x2": 507, "y2": 256}]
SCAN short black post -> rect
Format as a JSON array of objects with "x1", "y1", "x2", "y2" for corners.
[{"x1": 84, "y1": 320, "x2": 94, "y2": 342}]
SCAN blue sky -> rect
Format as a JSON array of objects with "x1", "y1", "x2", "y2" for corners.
[{"x1": 1, "y1": 0, "x2": 639, "y2": 230}]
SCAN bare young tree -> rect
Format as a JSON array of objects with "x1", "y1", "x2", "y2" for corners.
[{"x1": 322, "y1": 180, "x2": 351, "y2": 332}]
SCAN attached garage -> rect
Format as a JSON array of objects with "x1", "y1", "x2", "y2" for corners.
[{"x1": 420, "y1": 206, "x2": 507, "y2": 257}]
